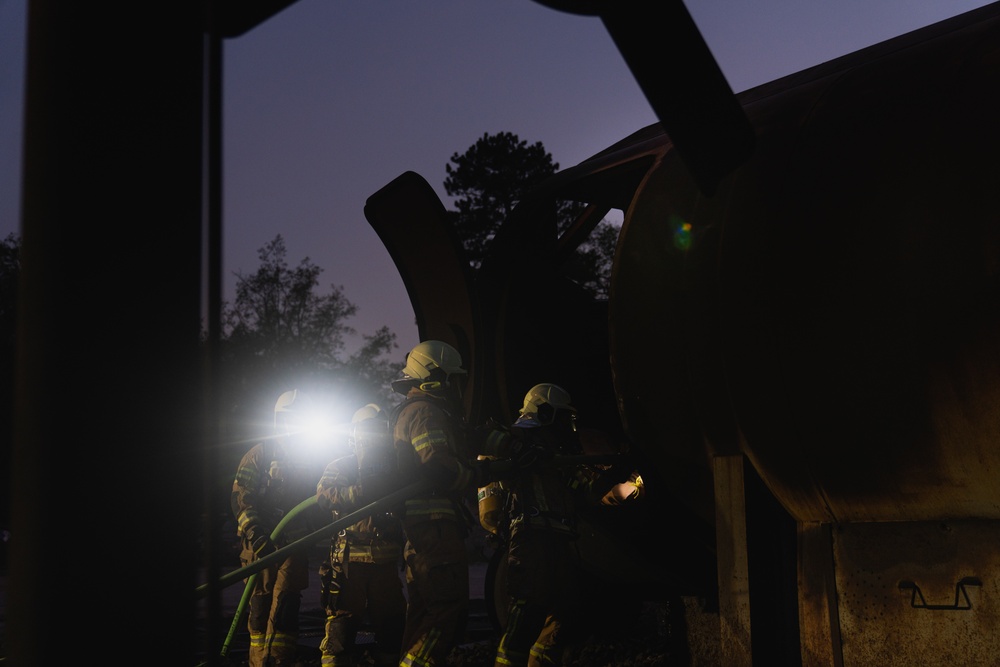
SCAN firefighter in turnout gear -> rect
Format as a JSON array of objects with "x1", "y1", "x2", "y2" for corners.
[
  {"x1": 390, "y1": 340, "x2": 495, "y2": 667},
  {"x1": 232, "y1": 389, "x2": 328, "y2": 667},
  {"x1": 484, "y1": 383, "x2": 642, "y2": 667},
  {"x1": 315, "y1": 403, "x2": 407, "y2": 667}
]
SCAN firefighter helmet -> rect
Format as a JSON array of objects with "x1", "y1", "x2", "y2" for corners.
[
  {"x1": 518, "y1": 383, "x2": 576, "y2": 427},
  {"x1": 393, "y1": 340, "x2": 467, "y2": 394},
  {"x1": 351, "y1": 403, "x2": 382, "y2": 424},
  {"x1": 273, "y1": 389, "x2": 314, "y2": 434},
  {"x1": 275, "y1": 389, "x2": 300, "y2": 414},
  {"x1": 349, "y1": 403, "x2": 394, "y2": 479}
]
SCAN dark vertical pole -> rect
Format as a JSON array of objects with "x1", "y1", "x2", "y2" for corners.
[
  {"x1": 11, "y1": 2, "x2": 205, "y2": 664},
  {"x1": 201, "y1": 1, "x2": 226, "y2": 663}
]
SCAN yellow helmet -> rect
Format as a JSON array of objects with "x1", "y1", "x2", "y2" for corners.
[
  {"x1": 519, "y1": 383, "x2": 576, "y2": 427},
  {"x1": 395, "y1": 340, "x2": 467, "y2": 393}
]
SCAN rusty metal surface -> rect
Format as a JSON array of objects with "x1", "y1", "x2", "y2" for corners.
[
  {"x1": 612, "y1": 5, "x2": 1000, "y2": 524},
  {"x1": 362, "y1": 5, "x2": 1000, "y2": 666},
  {"x1": 831, "y1": 521, "x2": 1000, "y2": 665},
  {"x1": 362, "y1": 20, "x2": 1000, "y2": 667},
  {"x1": 797, "y1": 523, "x2": 844, "y2": 667}
]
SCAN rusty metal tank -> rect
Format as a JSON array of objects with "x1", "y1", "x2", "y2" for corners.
[
  {"x1": 611, "y1": 4, "x2": 1000, "y2": 526},
  {"x1": 366, "y1": 5, "x2": 1000, "y2": 664}
]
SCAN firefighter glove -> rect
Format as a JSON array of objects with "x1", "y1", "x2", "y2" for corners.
[
  {"x1": 252, "y1": 534, "x2": 277, "y2": 558},
  {"x1": 316, "y1": 492, "x2": 334, "y2": 512}
]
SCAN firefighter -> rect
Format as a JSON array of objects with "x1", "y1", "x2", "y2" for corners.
[
  {"x1": 389, "y1": 340, "x2": 495, "y2": 667},
  {"x1": 232, "y1": 389, "x2": 327, "y2": 667},
  {"x1": 315, "y1": 403, "x2": 407, "y2": 667},
  {"x1": 485, "y1": 383, "x2": 643, "y2": 667}
]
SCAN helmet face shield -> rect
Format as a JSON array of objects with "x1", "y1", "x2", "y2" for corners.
[
  {"x1": 558, "y1": 410, "x2": 578, "y2": 433},
  {"x1": 349, "y1": 404, "x2": 394, "y2": 478},
  {"x1": 348, "y1": 403, "x2": 383, "y2": 452}
]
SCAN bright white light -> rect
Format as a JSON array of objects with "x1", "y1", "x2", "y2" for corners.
[{"x1": 278, "y1": 408, "x2": 350, "y2": 459}]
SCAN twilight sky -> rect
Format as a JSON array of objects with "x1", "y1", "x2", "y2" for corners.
[{"x1": 0, "y1": 0, "x2": 993, "y2": 358}]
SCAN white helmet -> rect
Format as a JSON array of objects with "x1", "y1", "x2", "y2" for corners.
[
  {"x1": 351, "y1": 403, "x2": 382, "y2": 424},
  {"x1": 275, "y1": 389, "x2": 300, "y2": 411},
  {"x1": 273, "y1": 389, "x2": 315, "y2": 434}
]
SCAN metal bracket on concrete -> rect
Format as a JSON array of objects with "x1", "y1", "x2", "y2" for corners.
[{"x1": 898, "y1": 577, "x2": 982, "y2": 610}]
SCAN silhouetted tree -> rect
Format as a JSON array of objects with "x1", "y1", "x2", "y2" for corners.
[
  {"x1": 555, "y1": 216, "x2": 620, "y2": 300},
  {"x1": 444, "y1": 131, "x2": 618, "y2": 297},
  {"x1": 218, "y1": 234, "x2": 402, "y2": 448},
  {"x1": 444, "y1": 131, "x2": 559, "y2": 265}
]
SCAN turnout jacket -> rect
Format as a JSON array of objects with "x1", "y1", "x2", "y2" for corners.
[
  {"x1": 483, "y1": 417, "x2": 619, "y2": 538},
  {"x1": 392, "y1": 390, "x2": 479, "y2": 531},
  {"x1": 316, "y1": 452, "x2": 404, "y2": 565},
  {"x1": 232, "y1": 438, "x2": 317, "y2": 546}
]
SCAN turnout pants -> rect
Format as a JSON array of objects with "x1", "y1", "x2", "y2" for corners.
[
  {"x1": 399, "y1": 521, "x2": 469, "y2": 667},
  {"x1": 494, "y1": 529, "x2": 581, "y2": 667},
  {"x1": 243, "y1": 549, "x2": 309, "y2": 667}
]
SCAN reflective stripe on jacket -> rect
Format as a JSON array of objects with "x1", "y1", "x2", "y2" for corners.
[{"x1": 393, "y1": 392, "x2": 476, "y2": 529}]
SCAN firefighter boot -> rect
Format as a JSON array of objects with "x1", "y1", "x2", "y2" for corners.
[{"x1": 320, "y1": 611, "x2": 356, "y2": 667}]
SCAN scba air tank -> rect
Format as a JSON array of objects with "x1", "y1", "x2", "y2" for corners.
[{"x1": 476, "y1": 455, "x2": 506, "y2": 534}]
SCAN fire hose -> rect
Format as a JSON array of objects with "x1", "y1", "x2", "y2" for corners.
[{"x1": 206, "y1": 479, "x2": 430, "y2": 659}]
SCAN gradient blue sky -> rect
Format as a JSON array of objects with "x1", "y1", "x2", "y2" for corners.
[{"x1": 0, "y1": 0, "x2": 993, "y2": 358}]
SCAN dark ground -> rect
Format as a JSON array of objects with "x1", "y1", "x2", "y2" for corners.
[
  {"x1": 444, "y1": 599, "x2": 686, "y2": 667},
  {"x1": 4, "y1": 532, "x2": 708, "y2": 667},
  {"x1": 213, "y1": 597, "x2": 685, "y2": 667},
  {"x1": 201, "y1": 538, "x2": 692, "y2": 667}
]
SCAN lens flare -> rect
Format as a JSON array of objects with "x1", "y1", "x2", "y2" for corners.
[{"x1": 671, "y1": 215, "x2": 692, "y2": 251}]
